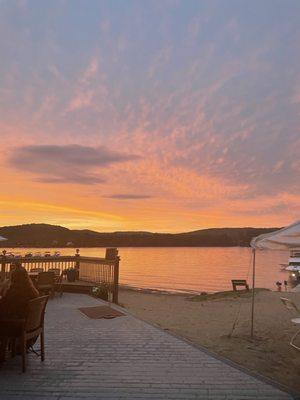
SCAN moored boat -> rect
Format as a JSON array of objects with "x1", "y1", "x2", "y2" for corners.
[
  {"x1": 24, "y1": 252, "x2": 33, "y2": 258},
  {"x1": 285, "y1": 249, "x2": 300, "y2": 287},
  {"x1": 6, "y1": 252, "x2": 15, "y2": 258}
]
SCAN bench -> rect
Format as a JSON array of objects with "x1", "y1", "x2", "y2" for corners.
[{"x1": 231, "y1": 279, "x2": 249, "y2": 292}]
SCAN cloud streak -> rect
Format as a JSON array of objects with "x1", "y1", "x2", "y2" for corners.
[
  {"x1": 9, "y1": 144, "x2": 140, "y2": 185},
  {"x1": 104, "y1": 194, "x2": 153, "y2": 200}
]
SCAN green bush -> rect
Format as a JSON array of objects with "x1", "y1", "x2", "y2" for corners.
[{"x1": 92, "y1": 282, "x2": 110, "y2": 301}]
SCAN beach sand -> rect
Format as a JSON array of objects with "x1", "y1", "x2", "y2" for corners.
[{"x1": 119, "y1": 288, "x2": 300, "y2": 393}]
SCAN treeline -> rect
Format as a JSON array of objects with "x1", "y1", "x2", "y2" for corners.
[{"x1": 0, "y1": 224, "x2": 279, "y2": 248}]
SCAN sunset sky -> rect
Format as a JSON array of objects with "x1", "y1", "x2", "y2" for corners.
[{"x1": 1, "y1": 0, "x2": 300, "y2": 232}]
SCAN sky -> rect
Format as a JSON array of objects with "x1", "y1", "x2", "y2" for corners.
[{"x1": 0, "y1": 0, "x2": 300, "y2": 232}]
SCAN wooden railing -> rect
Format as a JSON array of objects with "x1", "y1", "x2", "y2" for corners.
[
  {"x1": 79, "y1": 256, "x2": 119, "y2": 303},
  {"x1": 290, "y1": 249, "x2": 300, "y2": 258},
  {"x1": 0, "y1": 249, "x2": 120, "y2": 303}
]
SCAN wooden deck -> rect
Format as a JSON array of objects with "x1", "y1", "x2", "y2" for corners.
[{"x1": 0, "y1": 293, "x2": 293, "y2": 399}]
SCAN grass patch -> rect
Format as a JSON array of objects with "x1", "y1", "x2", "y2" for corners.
[{"x1": 187, "y1": 288, "x2": 270, "y2": 302}]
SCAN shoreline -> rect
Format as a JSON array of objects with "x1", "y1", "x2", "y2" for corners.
[
  {"x1": 119, "y1": 284, "x2": 297, "y2": 296},
  {"x1": 119, "y1": 284, "x2": 202, "y2": 296}
]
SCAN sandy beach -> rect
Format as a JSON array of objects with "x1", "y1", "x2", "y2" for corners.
[{"x1": 119, "y1": 288, "x2": 300, "y2": 393}]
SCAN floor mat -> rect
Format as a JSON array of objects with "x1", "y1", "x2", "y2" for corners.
[{"x1": 78, "y1": 305, "x2": 125, "y2": 319}]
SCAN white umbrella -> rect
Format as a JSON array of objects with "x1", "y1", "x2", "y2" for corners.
[{"x1": 250, "y1": 220, "x2": 300, "y2": 337}]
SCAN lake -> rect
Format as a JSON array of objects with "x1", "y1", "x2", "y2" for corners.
[{"x1": 5, "y1": 247, "x2": 290, "y2": 293}]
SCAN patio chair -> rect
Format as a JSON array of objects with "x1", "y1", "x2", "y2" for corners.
[
  {"x1": 48, "y1": 268, "x2": 60, "y2": 277},
  {"x1": 48, "y1": 268, "x2": 63, "y2": 297},
  {"x1": 280, "y1": 297, "x2": 300, "y2": 351},
  {"x1": 37, "y1": 272, "x2": 55, "y2": 297},
  {"x1": 30, "y1": 267, "x2": 44, "y2": 273},
  {"x1": 0, "y1": 295, "x2": 49, "y2": 372}
]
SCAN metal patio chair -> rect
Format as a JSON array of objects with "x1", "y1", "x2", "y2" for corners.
[
  {"x1": 280, "y1": 297, "x2": 300, "y2": 351},
  {"x1": 29, "y1": 268, "x2": 44, "y2": 273},
  {"x1": 48, "y1": 268, "x2": 63, "y2": 297},
  {"x1": 37, "y1": 271, "x2": 55, "y2": 297}
]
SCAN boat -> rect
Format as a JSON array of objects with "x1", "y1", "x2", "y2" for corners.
[
  {"x1": 53, "y1": 251, "x2": 61, "y2": 257},
  {"x1": 6, "y1": 252, "x2": 15, "y2": 258},
  {"x1": 285, "y1": 249, "x2": 300, "y2": 287},
  {"x1": 44, "y1": 251, "x2": 51, "y2": 257},
  {"x1": 24, "y1": 252, "x2": 33, "y2": 258},
  {"x1": 279, "y1": 263, "x2": 288, "y2": 271}
]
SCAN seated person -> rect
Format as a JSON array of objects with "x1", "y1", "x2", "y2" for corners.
[
  {"x1": 0, "y1": 264, "x2": 39, "y2": 362},
  {"x1": 0, "y1": 263, "x2": 39, "y2": 319}
]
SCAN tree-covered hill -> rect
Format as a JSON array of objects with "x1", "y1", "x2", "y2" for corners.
[{"x1": 0, "y1": 224, "x2": 279, "y2": 248}]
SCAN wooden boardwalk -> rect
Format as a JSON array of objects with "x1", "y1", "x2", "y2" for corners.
[{"x1": 0, "y1": 294, "x2": 294, "y2": 399}]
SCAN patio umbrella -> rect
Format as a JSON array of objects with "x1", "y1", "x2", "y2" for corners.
[{"x1": 250, "y1": 220, "x2": 300, "y2": 337}]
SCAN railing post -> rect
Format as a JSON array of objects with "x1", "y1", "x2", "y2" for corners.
[
  {"x1": 75, "y1": 248, "x2": 80, "y2": 280},
  {"x1": 112, "y1": 256, "x2": 120, "y2": 304}
]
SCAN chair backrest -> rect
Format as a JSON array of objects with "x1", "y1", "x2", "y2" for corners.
[
  {"x1": 48, "y1": 268, "x2": 61, "y2": 276},
  {"x1": 37, "y1": 271, "x2": 55, "y2": 285},
  {"x1": 30, "y1": 268, "x2": 44, "y2": 273},
  {"x1": 280, "y1": 297, "x2": 300, "y2": 313},
  {"x1": 25, "y1": 295, "x2": 49, "y2": 333}
]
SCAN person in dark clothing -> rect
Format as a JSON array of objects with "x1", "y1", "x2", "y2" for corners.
[{"x1": 0, "y1": 264, "x2": 39, "y2": 362}]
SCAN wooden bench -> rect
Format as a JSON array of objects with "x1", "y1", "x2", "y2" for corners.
[{"x1": 231, "y1": 279, "x2": 249, "y2": 292}]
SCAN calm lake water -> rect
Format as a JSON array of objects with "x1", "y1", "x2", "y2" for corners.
[{"x1": 5, "y1": 247, "x2": 290, "y2": 293}]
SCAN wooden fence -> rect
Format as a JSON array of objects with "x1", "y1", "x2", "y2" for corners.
[{"x1": 0, "y1": 249, "x2": 120, "y2": 303}]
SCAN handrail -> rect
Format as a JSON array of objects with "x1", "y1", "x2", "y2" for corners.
[{"x1": 79, "y1": 256, "x2": 116, "y2": 264}]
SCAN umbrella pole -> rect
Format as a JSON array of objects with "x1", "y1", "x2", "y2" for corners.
[{"x1": 250, "y1": 248, "x2": 256, "y2": 338}]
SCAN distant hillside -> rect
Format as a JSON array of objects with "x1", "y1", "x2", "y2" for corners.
[{"x1": 0, "y1": 224, "x2": 279, "y2": 248}]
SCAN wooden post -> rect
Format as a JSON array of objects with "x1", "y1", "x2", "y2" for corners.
[
  {"x1": 112, "y1": 256, "x2": 120, "y2": 304},
  {"x1": 106, "y1": 248, "x2": 118, "y2": 260},
  {"x1": 75, "y1": 249, "x2": 80, "y2": 280},
  {"x1": 1, "y1": 250, "x2": 7, "y2": 281}
]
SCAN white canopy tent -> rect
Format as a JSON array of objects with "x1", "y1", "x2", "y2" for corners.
[
  {"x1": 249, "y1": 220, "x2": 300, "y2": 337},
  {"x1": 251, "y1": 220, "x2": 300, "y2": 250}
]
